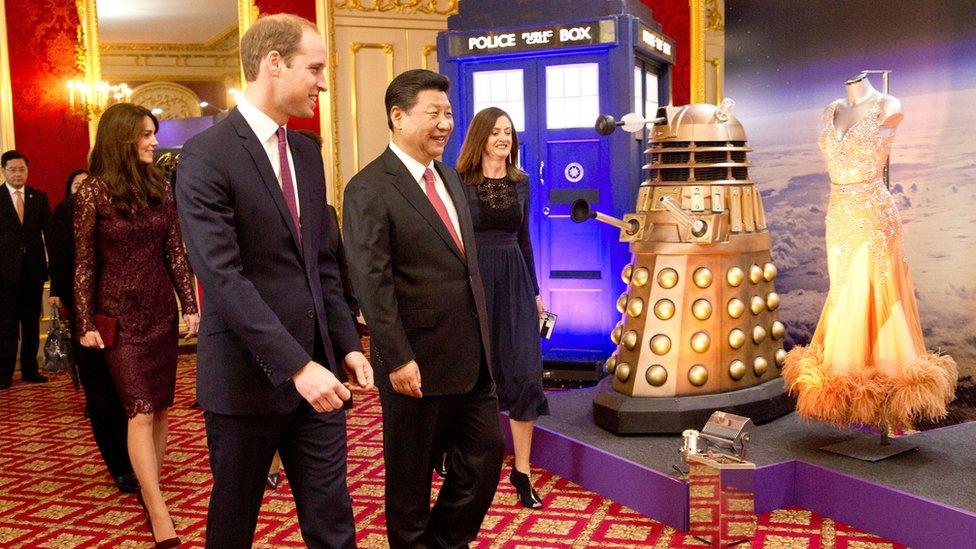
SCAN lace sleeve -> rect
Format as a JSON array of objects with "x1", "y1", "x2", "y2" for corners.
[
  {"x1": 73, "y1": 181, "x2": 98, "y2": 337},
  {"x1": 163, "y1": 183, "x2": 198, "y2": 315},
  {"x1": 517, "y1": 180, "x2": 540, "y2": 295}
]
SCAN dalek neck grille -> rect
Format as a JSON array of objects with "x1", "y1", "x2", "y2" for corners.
[{"x1": 647, "y1": 140, "x2": 753, "y2": 184}]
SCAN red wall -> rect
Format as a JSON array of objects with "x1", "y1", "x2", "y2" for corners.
[
  {"x1": 5, "y1": 0, "x2": 91, "y2": 206},
  {"x1": 641, "y1": 0, "x2": 691, "y2": 105},
  {"x1": 254, "y1": 0, "x2": 321, "y2": 134}
]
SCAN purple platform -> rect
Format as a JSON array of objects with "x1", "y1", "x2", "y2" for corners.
[{"x1": 499, "y1": 384, "x2": 976, "y2": 549}]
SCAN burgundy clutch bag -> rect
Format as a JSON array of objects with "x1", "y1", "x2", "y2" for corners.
[{"x1": 93, "y1": 314, "x2": 118, "y2": 348}]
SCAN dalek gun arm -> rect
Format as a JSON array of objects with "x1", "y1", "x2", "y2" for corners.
[{"x1": 657, "y1": 196, "x2": 707, "y2": 238}]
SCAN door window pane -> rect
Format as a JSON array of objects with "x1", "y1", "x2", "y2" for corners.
[
  {"x1": 645, "y1": 71, "x2": 660, "y2": 118},
  {"x1": 546, "y1": 63, "x2": 599, "y2": 129},
  {"x1": 634, "y1": 66, "x2": 643, "y2": 115},
  {"x1": 472, "y1": 69, "x2": 525, "y2": 131}
]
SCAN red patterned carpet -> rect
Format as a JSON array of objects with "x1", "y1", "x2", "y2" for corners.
[{"x1": 0, "y1": 356, "x2": 905, "y2": 548}]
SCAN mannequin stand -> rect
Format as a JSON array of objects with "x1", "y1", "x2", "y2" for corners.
[{"x1": 821, "y1": 424, "x2": 917, "y2": 462}]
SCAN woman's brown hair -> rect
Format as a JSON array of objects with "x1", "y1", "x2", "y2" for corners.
[
  {"x1": 456, "y1": 107, "x2": 527, "y2": 185},
  {"x1": 88, "y1": 103, "x2": 165, "y2": 211}
]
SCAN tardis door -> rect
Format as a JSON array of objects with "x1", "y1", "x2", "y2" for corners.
[{"x1": 461, "y1": 52, "x2": 615, "y2": 363}]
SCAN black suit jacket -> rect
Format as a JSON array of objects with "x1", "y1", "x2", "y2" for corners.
[
  {"x1": 0, "y1": 183, "x2": 49, "y2": 286},
  {"x1": 176, "y1": 108, "x2": 362, "y2": 415},
  {"x1": 343, "y1": 147, "x2": 491, "y2": 396}
]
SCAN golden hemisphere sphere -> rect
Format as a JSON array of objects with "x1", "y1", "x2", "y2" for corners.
[
  {"x1": 650, "y1": 334, "x2": 672, "y2": 355},
  {"x1": 728, "y1": 360, "x2": 747, "y2": 381},
  {"x1": 615, "y1": 362, "x2": 632, "y2": 383},
  {"x1": 632, "y1": 267, "x2": 651, "y2": 287},
  {"x1": 767, "y1": 292, "x2": 781, "y2": 311},
  {"x1": 688, "y1": 364, "x2": 709, "y2": 387},
  {"x1": 611, "y1": 324, "x2": 623, "y2": 345},
  {"x1": 763, "y1": 262, "x2": 778, "y2": 282},
  {"x1": 692, "y1": 299, "x2": 712, "y2": 320},
  {"x1": 728, "y1": 328, "x2": 746, "y2": 349},
  {"x1": 626, "y1": 297, "x2": 645, "y2": 318},
  {"x1": 656, "y1": 268, "x2": 678, "y2": 289},
  {"x1": 771, "y1": 321, "x2": 785, "y2": 340},
  {"x1": 621, "y1": 264, "x2": 634, "y2": 285},
  {"x1": 753, "y1": 325, "x2": 767, "y2": 344},
  {"x1": 654, "y1": 299, "x2": 676, "y2": 320},
  {"x1": 646, "y1": 364, "x2": 668, "y2": 387},
  {"x1": 727, "y1": 298, "x2": 746, "y2": 319},
  {"x1": 750, "y1": 295, "x2": 766, "y2": 315},
  {"x1": 749, "y1": 264, "x2": 764, "y2": 284},
  {"x1": 616, "y1": 293, "x2": 628, "y2": 313},
  {"x1": 690, "y1": 331, "x2": 711, "y2": 353},
  {"x1": 727, "y1": 266, "x2": 745, "y2": 287},
  {"x1": 775, "y1": 348, "x2": 787, "y2": 368},
  {"x1": 605, "y1": 355, "x2": 618, "y2": 374},
  {"x1": 622, "y1": 330, "x2": 639, "y2": 351},
  {"x1": 753, "y1": 356, "x2": 769, "y2": 376},
  {"x1": 693, "y1": 267, "x2": 713, "y2": 289}
]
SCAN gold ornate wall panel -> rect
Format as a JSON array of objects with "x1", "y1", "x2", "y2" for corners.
[
  {"x1": 702, "y1": 0, "x2": 725, "y2": 105},
  {"x1": 130, "y1": 82, "x2": 203, "y2": 119},
  {"x1": 329, "y1": 0, "x2": 450, "y2": 213},
  {"x1": 100, "y1": 26, "x2": 240, "y2": 83},
  {"x1": 0, "y1": 0, "x2": 15, "y2": 150}
]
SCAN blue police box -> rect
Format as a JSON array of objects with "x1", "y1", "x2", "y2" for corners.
[{"x1": 439, "y1": 0, "x2": 675, "y2": 367}]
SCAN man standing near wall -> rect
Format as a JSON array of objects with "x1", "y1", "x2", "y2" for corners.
[{"x1": 0, "y1": 150, "x2": 50, "y2": 389}]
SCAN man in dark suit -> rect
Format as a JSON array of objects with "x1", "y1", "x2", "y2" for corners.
[
  {"x1": 343, "y1": 69, "x2": 504, "y2": 548},
  {"x1": 175, "y1": 14, "x2": 373, "y2": 549},
  {"x1": 0, "y1": 150, "x2": 51, "y2": 388}
]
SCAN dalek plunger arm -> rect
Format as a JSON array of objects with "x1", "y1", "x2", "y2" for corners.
[{"x1": 571, "y1": 199, "x2": 640, "y2": 235}]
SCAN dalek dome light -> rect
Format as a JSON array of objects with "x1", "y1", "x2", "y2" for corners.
[{"x1": 651, "y1": 100, "x2": 748, "y2": 143}]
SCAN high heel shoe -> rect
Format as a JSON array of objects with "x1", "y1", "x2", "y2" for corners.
[
  {"x1": 135, "y1": 493, "x2": 182, "y2": 547},
  {"x1": 509, "y1": 468, "x2": 543, "y2": 509}
]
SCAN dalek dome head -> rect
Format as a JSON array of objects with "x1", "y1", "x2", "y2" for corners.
[{"x1": 651, "y1": 100, "x2": 747, "y2": 143}]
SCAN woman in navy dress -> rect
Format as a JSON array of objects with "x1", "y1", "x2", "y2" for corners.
[
  {"x1": 458, "y1": 107, "x2": 549, "y2": 508},
  {"x1": 75, "y1": 103, "x2": 198, "y2": 546}
]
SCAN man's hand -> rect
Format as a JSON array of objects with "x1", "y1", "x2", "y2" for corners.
[
  {"x1": 342, "y1": 351, "x2": 374, "y2": 393},
  {"x1": 80, "y1": 330, "x2": 104, "y2": 349},
  {"x1": 390, "y1": 360, "x2": 422, "y2": 398},
  {"x1": 292, "y1": 361, "x2": 351, "y2": 412},
  {"x1": 183, "y1": 313, "x2": 200, "y2": 339}
]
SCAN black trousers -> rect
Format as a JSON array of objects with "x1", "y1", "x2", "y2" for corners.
[
  {"x1": 204, "y1": 400, "x2": 355, "y2": 549},
  {"x1": 0, "y1": 274, "x2": 43, "y2": 382},
  {"x1": 380, "y1": 367, "x2": 504, "y2": 549},
  {"x1": 76, "y1": 344, "x2": 133, "y2": 478}
]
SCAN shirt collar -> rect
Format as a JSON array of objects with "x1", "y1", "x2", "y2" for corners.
[
  {"x1": 4, "y1": 182, "x2": 25, "y2": 198},
  {"x1": 236, "y1": 95, "x2": 283, "y2": 144},
  {"x1": 389, "y1": 141, "x2": 434, "y2": 183}
]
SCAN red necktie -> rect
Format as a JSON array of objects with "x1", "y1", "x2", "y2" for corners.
[
  {"x1": 276, "y1": 127, "x2": 301, "y2": 244},
  {"x1": 422, "y1": 168, "x2": 464, "y2": 255}
]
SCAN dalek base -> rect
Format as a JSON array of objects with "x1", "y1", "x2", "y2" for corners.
[{"x1": 592, "y1": 376, "x2": 794, "y2": 434}]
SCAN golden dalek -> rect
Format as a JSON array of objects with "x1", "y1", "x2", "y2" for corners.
[{"x1": 576, "y1": 100, "x2": 794, "y2": 433}]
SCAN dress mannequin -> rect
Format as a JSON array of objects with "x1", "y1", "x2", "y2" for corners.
[
  {"x1": 782, "y1": 74, "x2": 957, "y2": 431},
  {"x1": 832, "y1": 72, "x2": 903, "y2": 138}
]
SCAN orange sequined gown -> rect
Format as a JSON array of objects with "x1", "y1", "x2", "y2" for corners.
[{"x1": 782, "y1": 100, "x2": 957, "y2": 430}]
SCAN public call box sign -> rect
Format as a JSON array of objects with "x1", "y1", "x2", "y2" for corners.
[{"x1": 447, "y1": 20, "x2": 617, "y2": 57}]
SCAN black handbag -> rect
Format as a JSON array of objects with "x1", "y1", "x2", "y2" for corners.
[{"x1": 42, "y1": 307, "x2": 75, "y2": 376}]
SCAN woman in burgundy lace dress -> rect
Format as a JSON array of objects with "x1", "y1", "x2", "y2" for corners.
[{"x1": 75, "y1": 103, "x2": 198, "y2": 547}]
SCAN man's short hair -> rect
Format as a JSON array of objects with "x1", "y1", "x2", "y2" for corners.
[
  {"x1": 384, "y1": 69, "x2": 450, "y2": 130},
  {"x1": 1, "y1": 150, "x2": 28, "y2": 168},
  {"x1": 240, "y1": 14, "x2": 318, "y2": 82}
]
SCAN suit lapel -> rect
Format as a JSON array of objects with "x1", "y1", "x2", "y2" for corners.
[
  {"x1": 384, "y1": 149, "x2": 465, "y2": 264},
  {"x1": 230, "y1": 109, "x2": 304, "y2": 257},
  {"x1": 291, "y1": 132, "x2": 316, "y2": 261},
  {"x1": 0, "y1": 184, "x2": 15, "y2": 223},
  {"x1": 436, "y1": 162, "x2": 475, "y2": 267}
]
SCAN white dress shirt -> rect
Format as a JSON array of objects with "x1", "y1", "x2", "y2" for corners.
[
  {"x1": 388, "y1": 141, "x2": 463, "y2": 245},
  {"x1": 236, "y1": 96, "x2": 301, "y2": 216}
]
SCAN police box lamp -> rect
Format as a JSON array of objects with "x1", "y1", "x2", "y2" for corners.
[{"x1": 682, "y1": 411, "x2": 755, "y2": 461}]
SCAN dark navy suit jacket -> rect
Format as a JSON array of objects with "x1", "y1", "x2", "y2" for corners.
[{"x1": 176, "y1": 108, "x2": 361, "y2": 415}]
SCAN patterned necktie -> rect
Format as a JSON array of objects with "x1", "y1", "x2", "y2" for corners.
[
  {"x1": 422, "y1": 168, "x2": 464, "y2": 255},
  {"x1": 275, "y1": 127, "x2": 301, "y2": 244},
  {"x1": 13, "y1": 189, "x2": 24, "y2": 224}
]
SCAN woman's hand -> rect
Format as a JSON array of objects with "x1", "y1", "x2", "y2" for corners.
[
  {"x1": 535, "y1": 295, "x2": 547, "y2": 316},
  {"x1": 49, "y1": 296, "x2": 62, "y2": 308},
  {"x1": 80, "y1": 330, "x2": 105, "y2": 349},
  {"x1": 183, "y1": 313, "x2": 200, "y2": 339}
]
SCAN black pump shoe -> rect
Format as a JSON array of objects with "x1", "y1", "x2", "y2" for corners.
[{"x1": 509, "y1": 468, "x2": 543, "y2": 509}]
